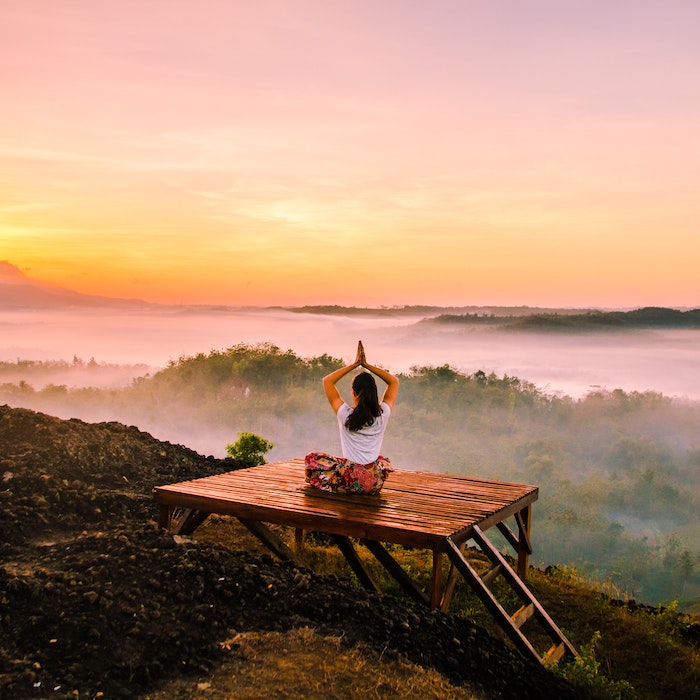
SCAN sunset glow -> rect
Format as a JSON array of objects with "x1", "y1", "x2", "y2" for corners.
[{"x1": 2, "y1": 1, "x2": 699, "y2": 307}]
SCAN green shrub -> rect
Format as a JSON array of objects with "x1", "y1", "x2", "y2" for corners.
[
  {"x1": 555, "y1": 631, "x2": 635, "y2": 699},
  {"x1": 226, "y1": 432, "x2": 274, "y2": 466}
]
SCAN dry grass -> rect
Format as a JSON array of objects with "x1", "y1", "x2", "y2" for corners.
[{"x1": 141, "y1": 628, "x2": 481, "y2": 700}]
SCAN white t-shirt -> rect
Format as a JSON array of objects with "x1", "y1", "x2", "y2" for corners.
[{"x1": 336, "y1": 402, "x2": 391, "y2": 464}]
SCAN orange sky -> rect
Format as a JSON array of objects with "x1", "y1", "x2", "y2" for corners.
[{"x1": 2, "y1": 1, "x2": 699, "y2": 307}]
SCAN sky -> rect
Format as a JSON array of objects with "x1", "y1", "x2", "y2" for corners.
[{"x1": 2, "y1": 1, "x2": 699, "y2": 308}]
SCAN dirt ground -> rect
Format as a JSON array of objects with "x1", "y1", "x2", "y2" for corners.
[
  {"x1": 0, "y1": 405, "x2": 581, "y2": 699},
  {"x1": 142, "y1": 627, "x2": 482, "y2": 700}
]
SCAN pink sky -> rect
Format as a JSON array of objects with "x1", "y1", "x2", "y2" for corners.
[{"x1": 2, "y1": 1, "x2": 699, "y2": 307}]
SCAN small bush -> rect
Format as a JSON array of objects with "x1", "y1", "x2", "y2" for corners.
[
  {"x1": 226, "y1": 432, "x2": 274, "y2": 466},
  {"x1": 555, "y1": 631, "x2": 635, "y2": 699}
]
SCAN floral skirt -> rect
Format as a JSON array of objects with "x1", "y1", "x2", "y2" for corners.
[{"x1": 304, "y1": 451, "x2": 394, "y2": 495}]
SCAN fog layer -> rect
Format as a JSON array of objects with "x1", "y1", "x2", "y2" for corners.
[{"x1": 2, "y1": 307, "x2": 700, "y2": 399}]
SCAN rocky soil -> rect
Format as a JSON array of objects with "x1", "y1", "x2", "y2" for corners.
[{"x1": 0, "y1": 405, "x2": 583, "y2": 699}]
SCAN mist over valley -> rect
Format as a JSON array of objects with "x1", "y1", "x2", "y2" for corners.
[{"x1": 3, "y1": 304, "x2": 700, "y2": 400}]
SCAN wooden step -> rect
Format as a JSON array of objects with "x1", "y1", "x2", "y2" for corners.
[
  {"x1": 480, "y1": 563, "x2": 503, "y2": 589},
  {"x1": 511, "y1": 603, "x2": 535, "y2": 629},
  {"x1": 542, "y1": 642, "x2": 567, "y2": 665}
]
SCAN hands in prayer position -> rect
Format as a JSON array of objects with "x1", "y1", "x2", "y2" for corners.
[{"x1": 322, "y1": 341, "x2": 399, "y2": 414}]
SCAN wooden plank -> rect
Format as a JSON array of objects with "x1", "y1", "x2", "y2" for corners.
[
  {"x1": 156, "y1": 461, "x2": 537, "y2": 503},
  {"x1": 480, "y1": 563, "x2": 503, "y2": 590},
  {"x1": 511, "y1": 603, "x2": 535, "y2": 629},
  {"x1": 542, "y1": 643, "x2": 566, "y2": 665}
]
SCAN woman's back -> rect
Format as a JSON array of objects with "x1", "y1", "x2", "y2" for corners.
[{"x1": 337, "y1": 401, "x2": 391, "y2": 464}]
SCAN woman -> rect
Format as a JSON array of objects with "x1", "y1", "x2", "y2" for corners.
[{"x1": 305, "y1": 341, "x2": 399, "y2": 494}]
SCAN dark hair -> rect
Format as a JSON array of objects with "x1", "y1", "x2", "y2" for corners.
[{"x1": 346, "y1": 371, "x2": 382, "y2": 431}]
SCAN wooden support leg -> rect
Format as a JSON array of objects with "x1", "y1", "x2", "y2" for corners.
[
  {"x1": 157, "y1": 505, "x2": 171, "y2": 530},
  {"x1": 440, "y1": 540, "x2": 468, "y2": 612},
  {"x1": 294, "y1": 528, "x2": 305, "y2": 552},
  {"x1": 515, "y1": 505, "x2": 533, "y2": 579},
  {"x1": 440, "y1": 565, "x2": 459, "y2": 613},
  {"x1": 431, "y1": 550, "x2": 443, "y2": 609},
  {"x1": 332, "y1": 536, "x2": 380, "y2": 593},
  {"x1": 361, "y1": 540, "x2": 429, "y2": 606},
  {"x1": 238, "y1": 518, "x2": 296, "y2": 561},
  {"x1": 172, "y1": 508, "x2": 211, "y2": 535}
]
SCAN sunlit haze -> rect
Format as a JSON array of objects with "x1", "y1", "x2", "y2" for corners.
[{"x1": 2, "y1": 2, "x2": 699, "y2": 307}]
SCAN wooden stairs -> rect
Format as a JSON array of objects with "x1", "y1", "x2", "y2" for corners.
[{"x1": 445, "y1": 525, "x2": 577, "y2": 665}]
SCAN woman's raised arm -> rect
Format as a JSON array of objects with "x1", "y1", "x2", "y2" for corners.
[
  {"x1": 361, "y1": 357, "x2": 399, "y2": 410},
  {"x1": 322, "y1": 359, "x2": 361, "y2": 414}
]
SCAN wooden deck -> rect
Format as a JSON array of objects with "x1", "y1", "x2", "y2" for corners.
[
  {"x1": 154, "y1": 458, "x2": 537, "y2": 552},
  {"x1": 154, "y1": 459, "x2": 578, "y2": 664}
]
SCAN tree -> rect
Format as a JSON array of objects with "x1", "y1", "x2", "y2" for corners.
[{"x1": 226, "y1": 432, "x2": 274, "y2": 466}]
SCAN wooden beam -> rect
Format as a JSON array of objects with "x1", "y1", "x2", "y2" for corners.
[
  {"x1": 440, "y1": 541, "x2": 468, "y2": 612},
  {"x1": 332, "y1": 536, "x2": 381, "y2": 593},
  {"x1": 431, "y1": 551, "x2": 443, "y2": 609},
  {"x1": 172, "y1": 508, "x2": 211, "y2": 535},
  {"x1": 237, "y1": 518, "x2": 296, "y2": 561},
  {"x1": 496, "y1": 520, "x2": 520, "y2": 552},
  {"x1": 157, "y1": 504, "x2": 171, "y2": 530},
  {"x1": 480, "y1": 563, "x2": 503, "y2": 590},
  {"x1": 361, "y1": 540, "x2": 429, "y2": 607},
  {"x1": 515, "y1": 505, "x2": 533, "y2": 578}
]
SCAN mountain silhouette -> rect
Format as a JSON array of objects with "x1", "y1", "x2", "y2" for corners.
[{"x1": 0, "y1": 261, "x2": 155, "y2": 310}]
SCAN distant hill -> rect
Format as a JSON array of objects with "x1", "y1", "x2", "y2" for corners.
[
  {"x1": 282, "y1": 304, "x2": 598, "y2": 318},
  {"x1": 0, "y1": 260, "x2": 156, "y2": 310},
  {"x1": 426, "y1": 307, "x2": 700, "y2": 331}
]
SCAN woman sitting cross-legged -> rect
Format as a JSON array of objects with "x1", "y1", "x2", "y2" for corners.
[{"x1": 305, "y1": 341, "x2": 399, "y2": 495}]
